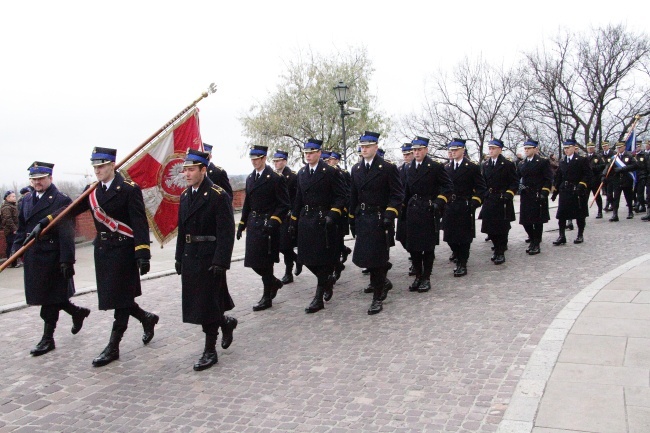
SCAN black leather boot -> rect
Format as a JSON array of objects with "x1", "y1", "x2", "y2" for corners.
[
  {"x1": 92, "y1": 328, "x2": 124, "y2": 367},
  {"x1": 367, "y1": 286, "x2": 383, "y2": 315},
  {"x1": 528, "y1": 239, "x2": 541, "y2": 255},
  {"x1": 294, "y1": 261, "x2": 303, "y2": 276},
  {"x1": 493, "y1": 252, "x2": 506, "y2": 265},
  {"x1": 253, "y1": 284, "x2": 272, "y2": 311},
  {"x1": 269, "y1": 277, "x2": 283, "y2": 300},
  {"x1": 31, "y1": 323, "x2": 56, "y2": 356},
  {"x1": 341, "y1": 246, "x2": 351, "y2": 264},
  {"x1": 418, "y1": 279, "x2": 431, "y2": 293},
  {"x1": 323, "y1": 275, "x2": 335, "y2": 302},
  {"x1": 639, "y1": 204, "x2": 647, "y2": 213},
  {"x1": 221, "y1": 316, "x2": 237, "y2": 349},
  {"x1": 596, "y1": 210, "x2": 603, "y2": 219},
  {"x1": 141, "y1": 312, "x2": 159, "y2": 345},
  {"x1": 194, "y1": 333, "x2": 218, "y2": 371},
  {"x1": 449, "y1": 252, "x2": 457, "y2": 263},
  {"x1": 305, "y1": 285, "x2": 325, "y2": 313},
  {"x1": 609, "y1": 210, "x2": 619, "y2": 222},
  {"x1": 70, "y1": 305, "x2": 91, "y2": 335},
  {"x1": 642, "y1": 208, "x2": 650, "y2": 221},
  {"x1": 380, "y1": 278, "x2": 393, "y2": 301},
  {"x1": 281, "y1": 264, "x2": 294, "y2": 284},
  {"x1": 334, "y1": 263, "x2": 345, "y2": 282},
  {"x1": 574, "y1": 233, "x2": 584, "y2": 244},
  {"x1": 409, "y1": 276, "x2": 421, "y2": 292},
  {"x1": 566, "y1": 221, "x2": 574, "y2": 230},
  {"x1": 627, "y1": 208, "x2": 634, "y2": 219},
  {"x1": 363, "y1": 283, "x2": 374, "y2": 293},
  {"x1": 453, "y1": 261, "x2": 467, "y2": 277}
]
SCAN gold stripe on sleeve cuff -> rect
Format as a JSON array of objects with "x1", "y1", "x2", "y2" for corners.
[
  {"x1": 238, "y1": 221, "x2": 245, "y2": 225},
  {"x1": 386, "y1": 207, "x2": 399, "y2": 216},
  {"x1": 271, "y1": 216, "x2": 283, "y2": 224},
  {"x1": 542, "y1": 187, "x2": 551, "y2": 192},
  {"x1": 506, "y1": 190, "x2": 515, "y2": 196},
  {"x1": 579, "y1": 182, "x2": 587, "y2": 187},
  {"x1": 290, "y1": 215, "x2": 297, "y2": 221},
  {"x1": 349, "y1": 214, "x2": 355, "y2": 219},
  {"x1": 472, "y1": 196, "x2": 482, "y2": 204},
  {"x1": 330, "y1": 208, "x2": 342, "y2": 215},
  {"x1": 135, "y1": 245, "x2": 150, "y2": 251},
  {"x1": 47, "y1": 215, "x2": 53, "y2": 222},
  {"x1": 436, "y1": 195, "x2": 448, "y2": 203}
]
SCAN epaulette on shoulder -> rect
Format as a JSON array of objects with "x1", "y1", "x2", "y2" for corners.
[
  {"x1": 213, "y1": 165, "x2": 224, "y2": 171},
  {"x1": 211, "y1": 185, "x2": 223, "y2": 195},
  {"x1": 123, "y1": 179, "x2": 137, "y2": 187}
]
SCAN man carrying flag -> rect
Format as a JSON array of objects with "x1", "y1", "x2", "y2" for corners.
[
  {"x1": 605, "y1": 142, "x2": 638, "y2": 221},
  {"x1": 72, "y1": 147, "x2": 159, "y2": 367}
]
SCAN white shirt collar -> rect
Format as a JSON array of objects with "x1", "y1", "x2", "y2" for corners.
[
  {"x1": 102, "y1": 177, "x2": 115, "y2": 190},
  {"x1": 309, "y1": 161, "x2": 319, "y2": 171},
  {"x1": 364, "y1": 157, "x2": 374, "y2": 166}
]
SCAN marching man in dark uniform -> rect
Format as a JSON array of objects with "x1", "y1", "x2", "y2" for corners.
[
  {"x1": 325, "y1": 151, "x2": 352, "y2": 279},
  {"x1": 13, "y1": 162, "x2": 90, "y2": 356},
  {"x1": 586, "y1": 142, "x2": 606, "y2": 218},
  {"x1": 641, "y1": 140, "x2": 650, "y2": 221},
  {"x1": 69, "y1": 148, "x2": 158, "y2": 367},
  {"x1": 289, "y1": 139, "x2": 347, "y2": 313},
  {"x1": 479, "y1": 138, "x2": 518, "y2": 265},
  {"x1": 403, "y1": 137, "x2": 452, "y2": 292},
  {"x1": 349, "y1": 131, "x2": 404, "y2": 315},
  {"x1": 175, "y1": 149, "x2": 236, "y2": 371},
  {"x1": 443, "y1": 138, "x2": 487, "y2": 277},
  {"x1": 203, "y1": 143, "x2": 233, "y2": 199},
  {"x1": 237, "y1": 145, "x2": 290, "y2": 311},
  {"x1": 604, "y1": 141, "x2": 637, "y2": 222},
  {"x1": 633, "y1": 140, "x2": 647, "y2": 214},
  {"x1": 517, "y1": 139, "x2": 553, "y2": 255},
  {"x1": 551, "y1": 139, "x2": 592, "y2": 245},
  {"x1": 601, "y1": 141, "x2": 615, "y2": 212},
  {"x1": 396, "y1": 143, "x2": 413, "y2": 258},
  {"x1": 272, "y1": 149, "x2": 301, "y2": 284}
]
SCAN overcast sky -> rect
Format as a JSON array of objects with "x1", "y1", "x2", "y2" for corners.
[{"x1": 1, "y1": 0, "x2": 647, "y2": 186}]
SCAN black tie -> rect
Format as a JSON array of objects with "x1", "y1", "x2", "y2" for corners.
[
  {"x1": 102, "y1": 184, "x2": 107, "y2": 192},
  {"x1": 366, "y1": 163, "x2": 370, "y2": 172},
  {"x1": 33, "y1": 194, "x2": 39, "y2": 204},
  {"x1": 255, "y1": 172, "x2": 260, "y2": 181},
  {"x1": 416, "y1": 163, "x2": 419, "y2": 171},
  {"x1": 310, "y1": 168, "x2": 314, "y2": 175},
  {"x1": 455, "y1": 162, "x2": 459, "y2": 171}
]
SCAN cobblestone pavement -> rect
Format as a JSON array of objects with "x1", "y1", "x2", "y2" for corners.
[{"x1": 0, "y1": 215, "x2": 648, "y2": 432}]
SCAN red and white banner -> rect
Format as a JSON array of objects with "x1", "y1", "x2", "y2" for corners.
[{"x1": 122, "y1": 108, "x2": 202, "y2": 246}]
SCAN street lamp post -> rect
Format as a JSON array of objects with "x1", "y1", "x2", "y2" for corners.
[{"x1": 333, "y1": 81, "x2": 350, "y2": 169}]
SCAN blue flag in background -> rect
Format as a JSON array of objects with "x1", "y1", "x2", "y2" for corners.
[{"x1": 625, "y1": 123, "x2": 636, "y2": 152}]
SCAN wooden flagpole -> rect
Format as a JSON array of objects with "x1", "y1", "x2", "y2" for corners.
[
  {"x1": 590, "y1": 114, "x2": 640, "y2": 208},
  {"x1": 0, "y1": 83, "x2": 217, "y2": 273}
]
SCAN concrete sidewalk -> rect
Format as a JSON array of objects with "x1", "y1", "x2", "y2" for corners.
[{"x1": 498, "y1": 253, "x2": 650, "y2": 433}]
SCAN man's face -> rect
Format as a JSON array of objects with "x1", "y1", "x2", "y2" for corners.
[
  {"x1": 5, "y1": 193, "x2": 16, "y2": 203},
  {"x1": 360, "y1": 143, "x2": 377, "y2": 159},
  {"x1": 273, "y1": 159, "x2": 287, "y2": 172},
  {"x1": 326, "y1": 158, "x2": 338, "y2": 167},
  {"x1": 524, "y1": 147, "x2": 536, "y2": 158},
  {"x1": 617, "y1": 146, "x2": 626, "y2": 154},
  {"x1": 564, "y1": 146, "x2": 575, "y2": 157},
  {"x1": 587, "y1": 147, "x2": 595, "y2": 155},
  {"x1": 31, "y1": 175, "x2": 52, "y2": 193},
  {"x1": 603, "y1": 144, "x2": 610, "y2": 152},
  {"x1": 488, "y1": 146, "x2": 501, "y2": 159},
  {"x1": 251, "y1": 156, "x2": 266, "y2": 171},
  {"x1": 182, "y1": 165, "x2": 206, "y2": 188},
  {"x1": 413, "y1": 147, "x2": 427, "y2": 162},
  {"x1": 450, "y1": 148, "x2": 465, "y2": 161},
  {"x1": 94, "y1": 162, "x2": 116, "y2": 183},
  {"x1": 402, "y1": 152, "x2": 414, "y2": 164},
  {"x1": 304, "y1": 150, "x2": 320, "y2": 165},
  {"x1": 646, "y1": 143, "x2": 650, "y2": 151}
]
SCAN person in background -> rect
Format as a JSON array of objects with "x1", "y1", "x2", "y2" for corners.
[{"x1": 2, "y1": 191, "x2": 21, "y2": 267}]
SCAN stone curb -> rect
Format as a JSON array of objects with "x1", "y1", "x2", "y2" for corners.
[{"x1": 496, "y1": 252, "x2": 650, "y2": 433}]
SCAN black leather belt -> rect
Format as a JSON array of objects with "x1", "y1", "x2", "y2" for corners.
[
  {"x1": 185, "y1": 235, "x2": 216, "y2": 243},
  {"x1": 98, "y1": 232, "x2": 130, "y2": 241}
]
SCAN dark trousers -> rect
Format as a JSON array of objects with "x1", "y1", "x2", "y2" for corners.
[
  {"x1": 201, "y1": 322, "x2": 219, "y2": 336},
  {"x1": 368, "y1": 266, "x2": 388, "y2": 289},
  {"x1": 410, "y1": 250, "x2": 435, "y2": 278},
  {"x1": 606, "y1": 182, "x2": 615, "y2": 207},
  {"x1": 113, "y1": 302, "x2": 148, "y2": 332},
  {"x1": 252, "y1": 266, "x2": 275, "y2": 286},
  {"x1": 559, "y1": 218, "x2": 585, "y2": 236},
  {"x1": 590, "y1": 184, "x2": 603, "y2": 212},
  {"x1": 635, "y1": 178, "x2": 647, "y2": 205},
  {"x1": 305, "y1": 264, "x2": 335, "y2": 286},
  {"x1": 613, "y1": 187, "x2": 634, "y2": 211},
  {"x1": 488, "y1": 232, "x2": 509, "y2": 254},
  {"x1": 281, "y1": 249, "x2": 296, "y2": 268},
  {"x1": 40, "y1": 300, "x2": 78, "y2": 326},
  {"x1": 523, "y1": 224, "x2": 544, "y2": 242},
  {"x1": 447, "y1": 243, "x2": 470, "y2": 263},
  {"x1": 5, "y1": 233, "x2": 14, "y2": 261}
]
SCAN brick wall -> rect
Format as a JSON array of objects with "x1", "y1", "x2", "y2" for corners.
[{"x1": 233, "y1": 189, "x2": 245, "y2": 211}]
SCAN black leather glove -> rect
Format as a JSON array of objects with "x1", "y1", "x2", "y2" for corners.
[
  {"x1": 349, "y1": 218, "x2": 356, "y2": 238},
  {"x1": 175, "y1": 260, "x2": 182, "y2": 275},
  {"x1": 60, "y1": 262, "x2": 75, "y2": 279},
  {"x1": 551, "y1": 191, "x2": 558, "y2": 202},
  {"x1": 23, "y1": 222, "x2": 43, "y2": 246},
  {"x1": 433, "y1": 198, "x2": 446, "y2": 216},
  {"x1": 383, "y1": 217, "x2": 394, "y2": 230},
  {"x1": 137, "y1": 258, "x2": 150, "y2": 276},
  {"x1": 208, "y1": 264, "x2": 226, "y2": 278},
  {"x1": 540, "y1": 189, "x2": 549, "y2": 199},
  {"x1": 236, "y1": 223, "x2": 245, "y2": 240}
]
